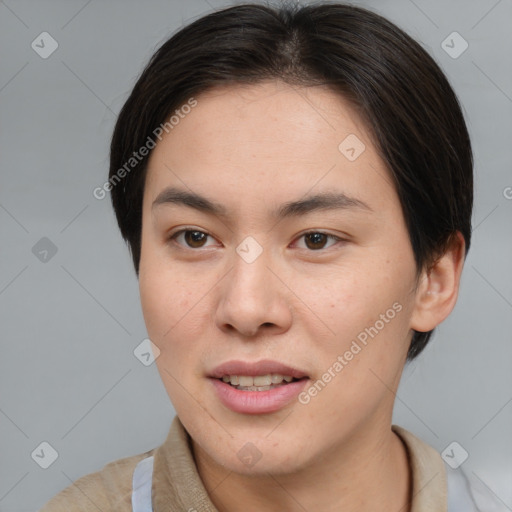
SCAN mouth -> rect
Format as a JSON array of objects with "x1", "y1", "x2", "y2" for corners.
[{"x1": 209, "y1": 359, "x2": 310, "y2": 414}]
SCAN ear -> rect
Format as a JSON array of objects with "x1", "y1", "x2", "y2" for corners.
[{"x1": 410, "y1": 231, "x2": 466, "y2": 333}]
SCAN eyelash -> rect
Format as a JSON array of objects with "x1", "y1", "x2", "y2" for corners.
[{"x1": 167, "y1": 228, "x2": 345, "y2": 252}]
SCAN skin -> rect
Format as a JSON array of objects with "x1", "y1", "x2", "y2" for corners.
[{"x1": 138, "y1": 79, "x2": 465, "y2": 512}]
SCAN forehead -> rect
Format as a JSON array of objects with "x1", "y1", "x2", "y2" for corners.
[
  {"x1": 156, "y1": 80, "x2": 371, "y2": 157},
  {"x1": 144, "y1": 80, "x2": 397, "y2": 217}
]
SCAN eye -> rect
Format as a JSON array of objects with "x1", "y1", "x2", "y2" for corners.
[
  {"x1": 168, "y1": 229, "x2": 345, "y2": 251},
  {"x1": 293, "y1": 231, "x2": 344, "y2": 251},
  {"x1": 169, "y1": 229, "x2": 218, "y2": 249}
]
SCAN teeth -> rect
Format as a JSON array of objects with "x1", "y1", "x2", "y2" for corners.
[
  {"x1": 253, "y1": 375, "x2": 271, "y2": 386},
  {"x1": 238, "y1": 376, "x2": 254, "y2": 387},
  {"x1": 240, "y1": 385, "x2": 272, "y2": 391},
  {"x1": 221, "y1": 374, "x2": 296, "y2": 387}
]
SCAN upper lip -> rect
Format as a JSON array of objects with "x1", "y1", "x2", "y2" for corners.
[{"x1": 210, "y1": 359, "x2": 309, "y2": 379}]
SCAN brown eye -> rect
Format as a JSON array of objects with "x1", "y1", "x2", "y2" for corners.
[
  {"x1": 304, "y1": 232, "x2": 329, "y2": 250},
  {"x1": 294, "y1": 231, "x2": 343, "y2": 251},
  {"x1": 170, "y1": 229, "x2": 215, "y2": 249},
  {"x1": 184, "y1": 230, "x2": 207, "y2": 248}
]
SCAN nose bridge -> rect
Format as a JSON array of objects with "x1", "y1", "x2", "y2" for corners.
[
  {"x1": 215, "y1": 234, "x2": 290, "y2": 336},
  {"x1": 229, "y1": 234, "x2": 272, "y2": 300}
]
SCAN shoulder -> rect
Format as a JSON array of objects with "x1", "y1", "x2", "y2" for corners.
[
  {"x1": 392, "y1": 425, "x2": 508, "y2": 512},
  {"x1": 38, "y1": 448, "x2": 156, "y2": 512},
  {"x1": 445, "y1": 464, "x2": 510, "y2": 512}
]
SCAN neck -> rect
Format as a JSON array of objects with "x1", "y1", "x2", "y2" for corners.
[{"x1": 192, "y1": 419, "x2": 412, "y2": 512}]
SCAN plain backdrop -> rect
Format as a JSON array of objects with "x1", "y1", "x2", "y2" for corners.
[{"x1": 0, "y1": 0, "x2": 511, "y2": 510}]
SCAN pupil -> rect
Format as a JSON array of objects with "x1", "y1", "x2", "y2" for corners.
[
  {"x1": 306, "y1": 233, "x2": 326, "y2": 250},
  {"x1": 185, "y1": 231, "x2": 205, "y2": 247}
]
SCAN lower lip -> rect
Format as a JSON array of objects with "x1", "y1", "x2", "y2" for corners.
[{"x1": 210, "y1": 378, "x2": 309, "y2": 414}]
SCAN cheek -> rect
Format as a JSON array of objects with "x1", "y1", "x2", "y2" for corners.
[
  {"x1": 139, "y1": 257, "x2": 215, "y2": 379},
  {"x1": 139, "y1": 258, "x2": 192, "y2": 342},
  {"x1": 139, "y1": 234, "x2": 193, "y2": 320},
  {"x1": 293, "y1": 255, "x2": 414, "y2": 381},
  {"x1": 292, "y1": 263, "x2": 392, "y2": 344},
  {"x1": 139, "y1": 269, "x2": 205, "y2": 402}
]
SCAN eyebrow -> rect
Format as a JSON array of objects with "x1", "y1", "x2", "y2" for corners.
[{"x1": 152, "y1": 186, "x2": 372, "y2": 219}]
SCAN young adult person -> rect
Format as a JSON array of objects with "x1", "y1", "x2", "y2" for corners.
[{"x1": 41, "y1": 2, "x2": 491, "y2": 511}]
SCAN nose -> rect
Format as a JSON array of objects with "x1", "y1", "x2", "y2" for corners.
[{"x1": 214, "y1": 243, "x2": 293, "y2": 338}]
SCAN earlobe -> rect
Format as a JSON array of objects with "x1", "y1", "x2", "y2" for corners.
[{"x1": 410, "y1": 232, "x2": 466, "y2": 333}]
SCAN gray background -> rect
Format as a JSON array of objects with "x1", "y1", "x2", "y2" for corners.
[{"x1": 0, "y1": 0, "x2": 511, "y2": 510}]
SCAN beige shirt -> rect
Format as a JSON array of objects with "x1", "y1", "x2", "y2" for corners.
[{"x1": 39, "y1": 416, "x2": 448, "y2": 511}]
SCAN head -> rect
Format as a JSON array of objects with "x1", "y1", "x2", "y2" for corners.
[{"x1": 109, "y1": 2, "x2": 472, "y2": 475}]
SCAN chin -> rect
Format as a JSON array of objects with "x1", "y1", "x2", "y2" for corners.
[{"x1": 206, "y1": 436, "x2": 311, "y2": 477}]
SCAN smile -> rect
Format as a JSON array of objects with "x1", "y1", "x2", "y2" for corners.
[{"x1": 221, "y1": 374, "x2": 297, "y2": 390}]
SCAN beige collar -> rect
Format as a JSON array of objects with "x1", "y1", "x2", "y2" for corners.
[
  {"x1": 392, "y1": 425, "x2": 447, "y2": 511},
  {"x1": 152, "y1": 417, "x2": 446, "y2": 511}
]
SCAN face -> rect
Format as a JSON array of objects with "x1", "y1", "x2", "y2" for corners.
[{"x1": 139, "y1": 80, "x2": 419, "y2": 476}]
